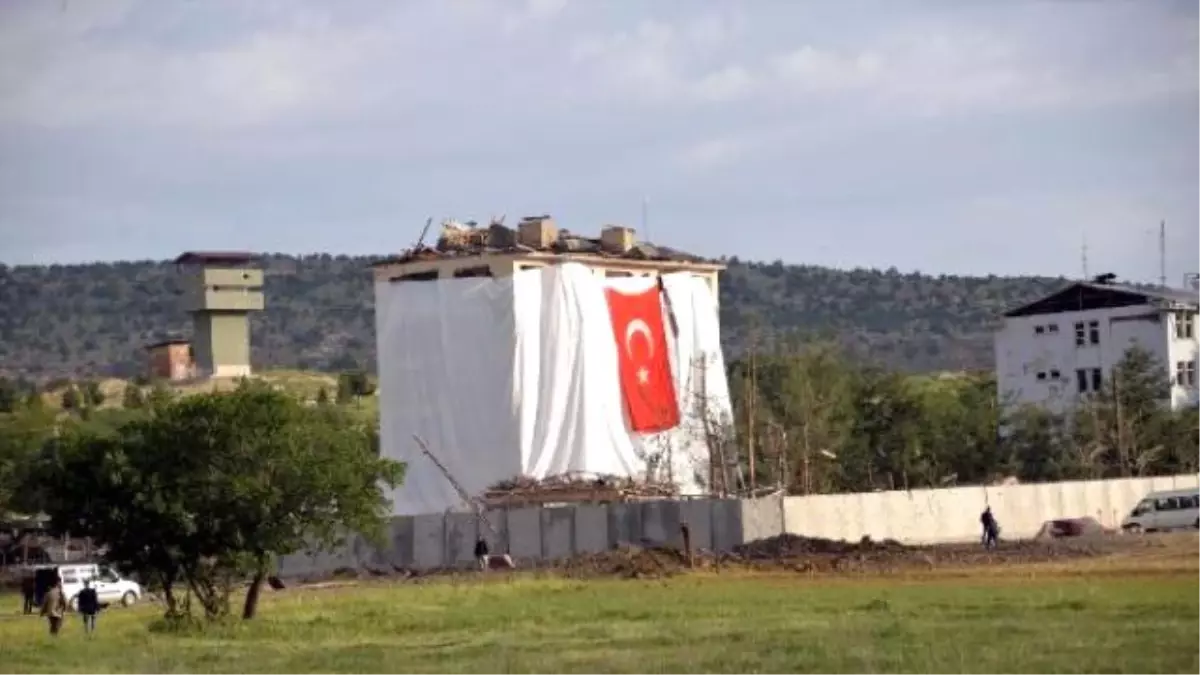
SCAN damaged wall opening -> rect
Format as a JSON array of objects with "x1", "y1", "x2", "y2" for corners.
[
  {"x1": 390, "y1": 270, "x2": 440, "y2": 283},
  {"x1": 453, "y1": 265, "x2": 493, "y2": 279}
]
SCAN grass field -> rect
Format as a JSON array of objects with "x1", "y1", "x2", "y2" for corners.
[{"x1": 1, "y1": 553, "x2": 1197, "y2": 674}]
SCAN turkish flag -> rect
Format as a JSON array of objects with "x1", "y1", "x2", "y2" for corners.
[{"x1": 604, "y1": 285, "x2": 681, "y2": 433}]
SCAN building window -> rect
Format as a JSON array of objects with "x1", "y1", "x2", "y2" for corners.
[
  {"x1": 1088, "y1": 320, "x2": 1100, "y2": 345},
  {"x1": 1034, "y1": 325, "x2": 1045, "y2": 335},
  {"x1": 1036, "y1": 372, "x2": 1047, "y2": 381},
  {"x1": 1049, "y1": 369, "x2": 1061, "y2": 379},
  {"x1": 1091, "y1": 367, "x2": 1102, "y2": 392},
  {"x1": 1180, "y1": 360, "x2": 1198, "y2": 387},
  {"x1": 1047, "y1": 323, "x2": 1059, "y2": 334},
  {"x1": 1076, "y1": 368, "x2": 1088, "y2": 393},
  {"x1": 1175, "y1": 312, "x2": 1195, "y2": 339},
  {"x1": 1074, "y1": 322, "x2": 1086, "y2": 347}
]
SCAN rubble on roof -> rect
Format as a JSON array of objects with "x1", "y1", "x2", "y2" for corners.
[
  {"x1": 482, "y1": 472, "x2": 679, "y2": 507},
  {"x1": 383, "y1": 215, "x2": 709, "y2": 266}
]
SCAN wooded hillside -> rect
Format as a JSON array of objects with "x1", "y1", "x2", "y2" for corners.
[{"x1": 0, "y1": 255, "x2": 1064, "y2": 380}]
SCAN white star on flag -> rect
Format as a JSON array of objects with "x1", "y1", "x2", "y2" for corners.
[{"x1": 636, "y1": 367, "x2": 650, "y2": 385}]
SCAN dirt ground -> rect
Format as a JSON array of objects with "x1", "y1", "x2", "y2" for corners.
[{"x1": 548, "y1": 531, "x2": 1199, "y2": 580}]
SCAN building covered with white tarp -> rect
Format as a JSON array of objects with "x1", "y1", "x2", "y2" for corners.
[{"x1": 374, "y1": 262, "x2": 734, "y2": 516}]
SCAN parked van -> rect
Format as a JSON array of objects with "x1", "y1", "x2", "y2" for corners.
[
  {"x1": 39, "y1": 563, "x2": 144, "y2": 610},
  {"x1": 1121, "y1": 489, "x2": 1200, "y2": 533}
]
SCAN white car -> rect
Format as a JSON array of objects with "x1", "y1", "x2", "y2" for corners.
[{"x1": 52, "y1": 563, "x2": 144, "y2": 610}]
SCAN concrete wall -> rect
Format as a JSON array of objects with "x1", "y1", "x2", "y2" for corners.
[
  {"x1": 781, "y1": 473, "x2": 1199, "y2": 544},
  {"x1": 276, "y1": 496, "x2": 760, "y2": 578},
  {"x1": 275, "y1": 474, "x2": 1198, "y2": 577}
]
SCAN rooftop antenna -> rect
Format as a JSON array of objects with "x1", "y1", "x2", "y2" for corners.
[
  {"x1": 1159, "y1": 220, "x2": 1167, "y2": 288},
  {"x1": 1081, "y1": 232, "x2": 1089, "y2": 280},
  {"x1": 414, "y1": 216, "x2": 433, "y2": 249},
  {"x1": 641, "y1": 196, "x2": 650, "y2": 242}
]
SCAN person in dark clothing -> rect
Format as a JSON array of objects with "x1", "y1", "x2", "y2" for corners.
[
  {"x1": 77, "y1": 579, "x2": 100, "y2": 636},
  {"x1": 474, "y1": 537, "x2": 490, "y2": 571},
  {"x1": 981, "y1": 506, "x2": 1000, "y2": 549},
  {"x1": 20, "y1": 574, "x2": 36, "y2": 615}
]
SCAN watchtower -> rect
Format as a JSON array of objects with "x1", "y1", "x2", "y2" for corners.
[{"x1": 174, "y1": 251, "x2": 264, "y2": 379}]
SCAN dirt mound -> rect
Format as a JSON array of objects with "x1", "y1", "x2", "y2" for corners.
[
  {"x1": 722, "y1": 533, "x2": 1113, "y2": 574},
  {"x1": 1034, "y1": 517, "x2": 1110, "y2": 540},
  {"x1": 733, "y1": 534, "x2": 906, "y2": 559},
  {"x1": 557, "y1": 545, "x2": 691, "y2": 579}
]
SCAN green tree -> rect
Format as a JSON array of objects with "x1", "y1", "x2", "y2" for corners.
[
  {"x1": 336, "y1": 373, "x2": 354, "y2": 404},
  {"x1": 0, "y1": 405, "x2": 57, "y2": 514},
  {"x1": 60, "y1": 385, "x2": 80, "y2": 411},
  {"x1": 1001, "y1": 404, "x2": 1077, "y2": 481},
  {"x1": 82, "y1": 379, "x2": 105, "y2": 408},
  {"x1": 122, "y1": 383, "x2": 145, "y2": 409},
  {"x1": 34, "y1": 379, "x2": 405, "y2": 623},
  {"x1": 146, "y1": 380, "x2": 175, "y2": 409},
  {"x1": 0, "y1": 377, "x2": 17, "y2": 414},
  {"x1": 24, "y1": 386, "x2": 44, "y2": 410},
  {"x1": 337, "y1": 370, "x2": 375, "y2": 404}
]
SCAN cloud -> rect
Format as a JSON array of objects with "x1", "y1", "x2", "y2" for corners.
[{"x1": 0, "y1": 0, "x2": 1194, "y2": 284}]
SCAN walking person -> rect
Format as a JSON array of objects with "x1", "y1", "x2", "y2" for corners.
[
  {"x1": 40, "y1": 578, "x2": 66, "y2": 637},
  {"x1": 980, "y1": 506, "x2": 1000, "y2": 550},
  {"x1": 77, "y1": 579, "x2": 100, "y2": 636},
  {"x1": 20, "y1": 574, "x2": 36, "y2": 615},
  {"x1": 474, "y1": 536, "x2": 490, "y2": 572}
]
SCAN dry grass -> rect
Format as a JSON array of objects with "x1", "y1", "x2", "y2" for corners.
[{"x1": 1, "y1": 547, "x2": 1196, "y2": 673}]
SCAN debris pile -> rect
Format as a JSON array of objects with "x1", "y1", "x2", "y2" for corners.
[
  {"x1": 731, "y1": 533, "x2": 906, "y2": 559},
  {"x1": 556, "y1": 544, "x2": 691, "y2": 579},
  {"x1": 483, "y1": 472, "x2": 678, "y2": 507},
  {"x1": 383, "y1": 216, "x2": 711, "y2": 266},
  {"x1": 1034, "y1": 517, "x2": 1110, "y2": 540}
]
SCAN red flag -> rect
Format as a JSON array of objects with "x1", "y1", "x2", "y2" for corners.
[{"x1": 604, "y1": 286, "x2": 680, "y2": 433}]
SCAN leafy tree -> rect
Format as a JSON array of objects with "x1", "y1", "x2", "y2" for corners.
[
  {"x1": 23, "y1": 386, "x2": 44, "y2": 410},
  {"x1": 0, "y1": 377, "x2": 17, "y2": 413},
  {"x1": 81, "y1": 379, "x2": 105, "y2": 408},
  {"x1": 146, "y1": 380, "x2": 175, "y2": 409},
  {"x1": 337, "y1": 370, "x2": 375, "y2": 404},
  {"x1": 1001, "y1": 404, "x2": 1077, "y2": 481},
  {"x1": 335, "y1": 374, "x2": 354, "y2": 404},
  {"x1": 0, "y1": 405, "x2": 57, "y2": 514},
  {"x1": 33, "y1": 379, "x2": 405, "y2": 623},
  {"x1": 121, "y1": 383, "x2": 145, "y2": 409},
  {"x1": 60, "y1": 385, "x2": 80, "y2": 411}
]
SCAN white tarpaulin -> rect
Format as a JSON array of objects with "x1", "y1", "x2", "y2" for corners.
[{"x1": 374, "y1": 262, "x2": 733, "y2": 516}]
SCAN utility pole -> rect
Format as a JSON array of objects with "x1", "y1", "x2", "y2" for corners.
[
  {"x1": 1081, "y1": 233, "x2": 1089, "y2": 280},
  {"x1": 641, "y1": 196, "x2": 650, "y2": 242},
  {"x1": 1159, "y1": 220, "x2": 1167, "y2": 288},
  {"x1": 747, "y1": 347, "x2": 757, "y2": 492}
]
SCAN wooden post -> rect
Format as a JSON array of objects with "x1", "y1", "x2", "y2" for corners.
[
  {"x1": 747, "y1": 349, "x2": 757, "y2": 492},
  {"x1": 681, "y1": 523, "x2": 693, "y2": 569}
]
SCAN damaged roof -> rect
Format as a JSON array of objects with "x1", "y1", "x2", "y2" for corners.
[
  {"x1": 1005, "y1": 279, "x2": 1199, "y2": 317},
  {"x1": 370, "y1": 217, "x2": 716, "y2": 267}
]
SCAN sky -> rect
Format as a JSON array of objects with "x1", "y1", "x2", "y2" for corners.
[{"x1": 0, "y1": 0, "x2": 1197, "y2": 283}]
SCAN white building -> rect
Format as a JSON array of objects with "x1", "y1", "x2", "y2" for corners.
[{"x1": 995, "y1": 279, "x2": 1199, "y2": 414}]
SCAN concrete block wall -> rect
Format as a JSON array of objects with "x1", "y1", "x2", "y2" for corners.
[
  {"x1": 780, "y1": 473, "x2": 1199, "y2": 544},
  {"x1": 275, "y1": 474, "x2": 1198, "y2": 577},
  {"x1": 276, "y1": 496, "x2": 768, "y2": 578}
]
